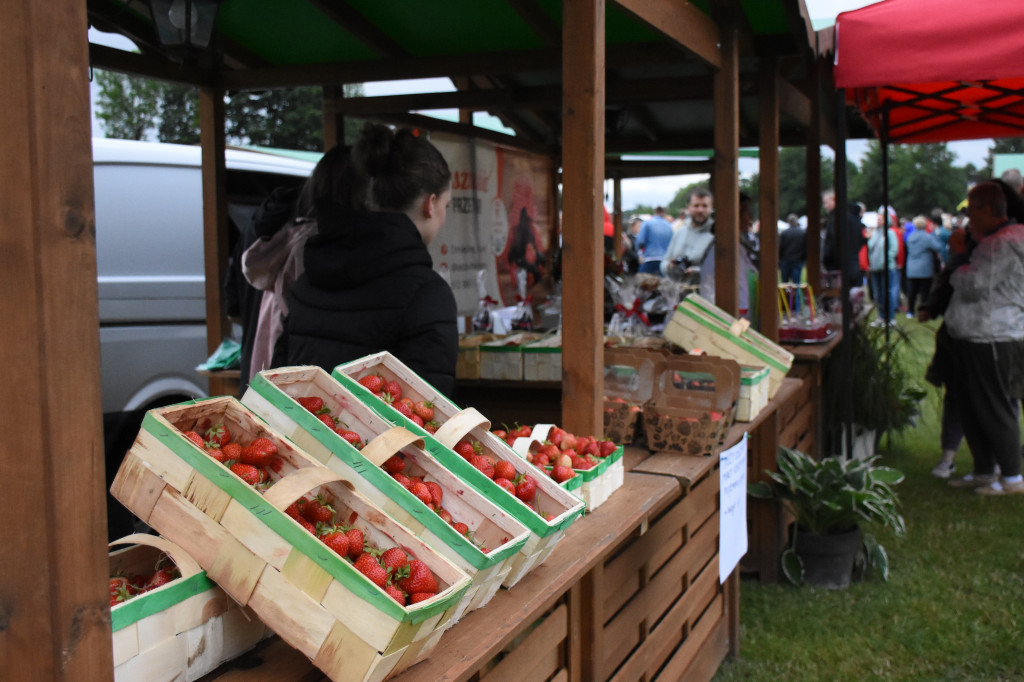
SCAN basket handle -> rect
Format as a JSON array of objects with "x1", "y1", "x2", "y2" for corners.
[
  {"x1": 359, "y1": 426, "x2": 425, "y2": 467},
  {"x1": 433, "y1": 407, "x2": 491, "y2": 449},
  {"x1": 262, "y1": 466, "x2": 344, "y2": 511},
  {"x1": 109, "y1": 533, "x2": 203, "y2": 578}
]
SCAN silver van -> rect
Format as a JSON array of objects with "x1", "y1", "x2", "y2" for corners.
[{"x1": 94, "y1": 138, "x2": 314, "y2": 516}]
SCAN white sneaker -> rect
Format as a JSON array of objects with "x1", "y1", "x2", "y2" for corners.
[
  {"x1": 931, "y1": 456, "x2": 956, "y2": 479},
  {"x1": 949, "y1": 473, "x2": 998, "y2": 488},
  {"x1": 976, "y1": 478, "x2": 1024, "y2": 496}
]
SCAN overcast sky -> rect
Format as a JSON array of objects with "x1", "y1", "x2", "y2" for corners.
[{"x1": 89, "y1": 1, "x2": 993, "y2": 212}]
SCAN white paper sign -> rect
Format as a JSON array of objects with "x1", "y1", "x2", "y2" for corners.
[{"x1": 719, "y1": 435, "x2": 748, "y2": 583}]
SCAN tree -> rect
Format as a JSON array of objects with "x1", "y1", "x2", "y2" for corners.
[
  {"x1": 225, "y1": 84, "x2": 365, "y2": 151},
  {"x1": 735, "y1": 147, "x2": 838, "y2": 220},
  {"x1": 94, "y1": 71, "x2": 162, "y2": 140},
  {"x1": 984, "y1": 137, "x2": 1024, "y2": 176},
  {"x1": 851, "y1": 140, "x2": 966, "y2": 216},
  {"x1": 157, "y1": 84, "x2": 200, "y2": 145},
  {"x1": 667, "y1": 178, "x2": 712, "y2": 215}
]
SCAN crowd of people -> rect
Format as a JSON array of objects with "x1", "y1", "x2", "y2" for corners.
[{"x1": 621, "y1": 171, "x2": 1024, "y2": 496}]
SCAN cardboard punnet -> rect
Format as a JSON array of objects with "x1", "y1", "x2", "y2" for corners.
[
  {"x1": 602, "y1": 347, "x2": 657, "y2": 444},
  {"x1": 110, "y1": 396, "x2": 471, "y2": 682},
  {"x1": 663, "y1": 294, "x2": 793, "y2": 397},
  {"x1": 332, "y1": 352, "x2": 585, "y2": 588},
  {"x1": 456, "y1": 333, "x2": 501, "y2": 380},
  {"x1": 478, "y1": 332, "x2": 544, "y2": 380},
  {"x1": 241, "y1": 365, "x2": 531, "y2": 616},
  {"x1": 522, "y1": 333, "x2": 562, "y2": 382},
  {"x1": 110, "y1": 533, "x2": 270, "y2": 682},
  {"x1": 642, "y1": 354, "x2": 740, "y2": 456}
]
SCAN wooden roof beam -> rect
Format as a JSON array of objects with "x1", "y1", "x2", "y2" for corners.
[
  {"x1": 612, "y1": 0, "x2": 721, "y2": 69},
  {"x1": 307, "y1": 0, "x2": 410, "y2": 58},
  {"x1": 368, "y1": 111, "x2": 554, "y2": 156},
  {"x1": 216, "y1": 42, "x2": 692, "y2": 91}
]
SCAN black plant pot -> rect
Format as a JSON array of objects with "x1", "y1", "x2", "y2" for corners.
[{"x1": 795, "y1": 527, "x2": 862, "y2": 589}]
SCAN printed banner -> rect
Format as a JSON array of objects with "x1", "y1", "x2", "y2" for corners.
[{"x1": 428, "y1": 133, "x2": 555, "y2": 316}]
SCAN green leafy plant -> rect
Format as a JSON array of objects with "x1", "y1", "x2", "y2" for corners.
[
  {"x1": 848, "y1": 322, "x2": 927, "y2": 433},
  {"x1": 748, "y1": 446, "x2": 906, "y2": 585}
]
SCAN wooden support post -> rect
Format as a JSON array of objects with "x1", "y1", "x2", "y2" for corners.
[
  {"x1": 200, "y1": 89, "x2": 235, "y2": 398},
  {"x1": 561, "y1": 0, "x2": 605, "y2": 437},
  {"x1": 805, "y1": 60, "x2": 824, "y2": 292},
  {"x1": 712, "y1": 18, "x2": 740, "y2": 316},
  {"x1": 759, "y1": 61, "x2": 780, "y2": 341},
  {"x1": 322, "y1": 84, "x2": 346, "y2": 150},
  {"x1": 1, "y1": 1, "x2": 114, "y2": 678}
]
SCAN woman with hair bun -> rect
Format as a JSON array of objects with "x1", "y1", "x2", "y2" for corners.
[{"x1": 273, "y1": 123, "x2": 458, "y2": 397}]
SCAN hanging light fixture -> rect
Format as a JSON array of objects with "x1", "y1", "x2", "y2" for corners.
[{"x1": 149, "y1": 0, "x2": 220, "y2": 49}]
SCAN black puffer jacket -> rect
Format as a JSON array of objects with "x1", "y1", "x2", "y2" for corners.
[{"x1": 274, "y1": 203, "x2": 458, "y2": 398}]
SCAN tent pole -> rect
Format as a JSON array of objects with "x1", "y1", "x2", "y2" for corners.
[
  {"x1": 836, "y1": 87, "x2": 853, "y2": 460},
  {"x1": 881, "y1": 106, "x2": 892, "y2": 440}
]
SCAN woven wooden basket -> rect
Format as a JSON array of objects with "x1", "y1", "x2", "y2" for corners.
[
  {"x1": 110, "y1": 533, "x2": 270, "y2": 682},
  {"x1": 241, "y1": 365, "x2": 531, "y2": 617},
  {"x1": 333, "y1": 352, "x2": 585, "y2": 588},
  {"x1": 110, "y1": 397, "x2": 471, "y2": 682}
]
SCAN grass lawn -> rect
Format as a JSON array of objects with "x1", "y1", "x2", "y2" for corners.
[{"x1": 714, "y1": 316, "x2": 1024, "y2": 681}]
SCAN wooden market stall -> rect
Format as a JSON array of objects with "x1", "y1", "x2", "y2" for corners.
[{"x1": 3, "y1": 0, "x2": 848, "y2": 679}]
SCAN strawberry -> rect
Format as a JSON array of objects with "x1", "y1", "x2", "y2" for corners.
[
  {"x1": 491, "y1": 429, "x2": 507, "y2": 440},
  {"x1": 533, "y1": 452, "x2": 551, "y2": 467},
  {"x1": 337, "y1": 429, "x2": 363, "y2": 448},
  {"x1": 599, "y1": 440, "x2": 618, "y2": 457},
  {"x1": 321, "y1": 530, "x2": 350, "y2": 557},
  {"x1": 183, "y1": 430, "x2": 207, "y2": 449},
  {"x1": 206, "y1": 445, "x2": 228, "y2": 463},
  {"x1": 408, "y1": 592, "x2": 436, "y2": 604},
  {"x1": 423, "y1": 420, "x2": 439, "y2": 435},
  {"x1": 382, "y1": 455, "x2": 405, "y2": 475},
  {"x1": 297, "y1": 517, "x2": 317, "y2": 534},
  {"x1": 241, "y1": 437, "x2": 278, "y2": 467},
  {"x1": 345, "y1": 528, "x2": 364, "y2": 558},
  {"x1": 353, "y1": 553, "x2": 388, "y2": 587},
  {"x1": 413, "y1": 400, "x2": 434, "y2": 421},
  {"x1": 221, "y1": 442, "x2": 242, "y2": 462},
  {"x1": 452, "y1": 522, "x2": 469, "y2": 536},
  {"x1": 493, "y1": 460, "x2": 516, "y2": 481},
  {"x1": 425, "y1": 481, "x2": 443, "y2": 507},
  {"x1": 144, "y1": 567, "x2": 179, "y2": 591},
  {"x1": 397, "y1": 560, "x2": 437, "y2": 595},
  {"x1": 409, "y1": 413, "x2": 424, "y2": 427},
  {"x1": 109, "y1": 580, "x2": 133, "y2": 606},
  {"x1": 383, "y1": 380, "x2": 402, "y2": 401},
  {"x1": 316, "y1": 413, "x2": 336, "y2": 430},
  {"x1": 572, "y1": 456, "x2": 590, "y2": 470},
  {"x1": 453, "y1": 439, "x2": 479, "y2": 460},
  {"x1": 514, "y1": 424, "x2": 532, "y2": 438},
  {"x1": 394, "y1": 398, "x2": 415, "y2": 419},
  {"x1": 303, "y1": 496, "x2": 335, "y2": 525},
  {"x1": 205, "y1": 423, "x2": 231, "y2": 447},
  {"x1": 515, "y1": 475, "x2": 537, "y2": 502},
  {"x1": 284, "y1": 499, "x2": 305, "y2": 520},
  {"x1": 230, "y1": 463, "x2": 260, "y2": 486},
  {"x1": 436, "y1": 508, "x2": 453, "y2": 524},
  {"x1": 583, "y1": 439, "x2": 601, "y2": 457},
  {"x1": 470, "y1": 455, "x2": 495, "y2": 480},
  {"x1": 385, "y1": 583, "x2": 407, "y2": 605},
  {"x1": 380, "y1": 547, "x2": 409, "y2": 575},
  {"x1": 296, "y1": 396, "x2": 325, "y2": 413},
  {"x1": 358, "y1": 374, "x2": 384, "y2": 394},
  {"x1": 409, "y1": 481, "x2": 434, "y2": 508},
  {"x1": 393, "y1": 473, "x2": 412, "y2": 489},
  {"x1": 494, "y1": 477, "x2": 516, "y2": 495},
  {"x1": 552, "y1": 465, "x2": 575, "y2": 483}
]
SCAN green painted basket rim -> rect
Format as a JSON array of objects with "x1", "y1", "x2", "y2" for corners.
[
  {"x1": 110, "y1": 570, "x2": 216, "y2": 632},
  {"x1": 247, "y1": 374, "x2": 527, "y2": 569},
  {"x1": 332, "y1": 374, "x2": 584, "y2": 537},
  {"x1": 142, "y1": 403, "x2": 463, "y2": 625}
]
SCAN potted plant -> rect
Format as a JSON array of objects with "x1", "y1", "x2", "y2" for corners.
[
  {"x1": 748, "y1": 446, "x2": 906, "y2": 588},
  {"x1": 826, "y1": 321, "x2": 927, "y2": 458}
]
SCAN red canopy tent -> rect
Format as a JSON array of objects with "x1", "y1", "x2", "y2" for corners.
[{"x1": 833, "y1": 0, "x2": 1024, "y2": 143}]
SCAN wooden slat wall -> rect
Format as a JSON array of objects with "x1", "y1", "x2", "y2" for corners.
[
  {"x1": 759, "y1": 61, "x2": 780, "y2": 341},
  {"x1": 0, "y1": 1, "x2": 114, "y2": 679}
]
